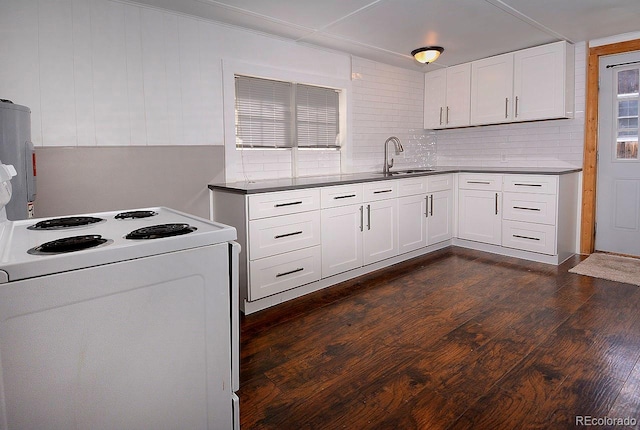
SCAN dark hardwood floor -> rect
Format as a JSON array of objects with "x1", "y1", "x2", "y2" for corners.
[{"x1": 238, "y1": 247, "x2": 640, "y2": 429}]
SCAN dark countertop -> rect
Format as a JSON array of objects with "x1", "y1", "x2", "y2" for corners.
[{"x1": 208, "y1": 166, "x2": 582, "y2": 194}]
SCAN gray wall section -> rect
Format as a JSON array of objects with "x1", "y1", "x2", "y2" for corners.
[{"x1": 34, "y1": 146, "x2": 225, "y2": 219}]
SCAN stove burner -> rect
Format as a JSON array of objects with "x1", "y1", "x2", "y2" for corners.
[
  {"x1": 115, "y1": 210, "x2": 159, "y2": 220},
  {"x1": 28, "y1": 216, "x2": 105, "y2": 230},
  {"x1": 125, "y1": 223, "x2": 197, "y2": 240},
  {"x1": 28, "y1": 235, "x2": 111, "y2": 254}
]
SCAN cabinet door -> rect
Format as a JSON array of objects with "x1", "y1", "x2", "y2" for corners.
[
  {"x1": 363, "y1": 199, "x2": 398, "y2": 265},
  {"x1": 513, "y1": 41, "x2": 570, "y2": 121},
  {"x1": 321, "y1": 204, "x2": 363, "y2": 278},
  {"x1": 445, "y1": 63, "x2": 471, "y2": 128},
  {"x1": 398, "y1": 194, "x2": 428, "y2": 254},
  {"x1": 427, "y1": 189, "x2": 453, "y2": 244},
  {"x1": 458, "y1": 189, "x2": 502, "y2": 245},
  {"x1": 424, "y1": 69, "x2": 447, "y2": 129},
  {"x1": 471, "y1": 53, "x2": 514, "y2": 125}
]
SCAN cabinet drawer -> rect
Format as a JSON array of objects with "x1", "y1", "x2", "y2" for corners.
[
  {"x1": 362, "y1": 181, "x2": 397, "y2": 201},
  {"x1": 249, "y1": 246, "x2": 322, "y2": 300},
  {"x1": 248, "y1": 189, "x2": 320, "y2": 220},
  {"x1": 458, "y1": 173, "x2": 503, "y2": 191},
  {"x1": 502, "y1": 220, "x2": 556, "y2": 255},
  {"x1": 249, "y1": 211, "x2": 320, "y2": 260},
  {"x1": 502, "y1": 192, "x2": 557, "y2": 225},
  {"x1": 397, "y1": 177, "x2": 427, "y2": 197},
  {"x1": 427, "y1": 174, "x2": 453, "y2": 192},
  {"x1": 321, "y1": 184, "x2": 363, "y2": 208},
  {"x1": 503, "y1": 175, "x2": 558, "y2": 194}
]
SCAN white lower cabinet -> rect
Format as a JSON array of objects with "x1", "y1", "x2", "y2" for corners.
[
  {"x1": 428, "y1": 189, "x2": 453, "y2": 244},
  {"x1": 500, "y1": 175, "x2": 561, "y2": 256},
  {"x1": 321, "y1": 197, "x2": 398, "y2": 278},
  {"x1": 397, "y1": 175, "x2": 453, "y2": 254},
  {"x1": 363, "y1": 199, "x2": 398, "y2": 265},
  {"x1": 245, "y1": 189, "x2": 322, "y2": 301},
  {"x1": 321, "y1": 203, "x2": 364, "y2": 278},
  {"x1": 211, "y1": 170, "x2": 578, "y2": 313},
  {"x1": 458, "y1": 189, "x2": 502, "y2": 245},
  {"x1": 456, "y1": 173, "x2": 579, "y2": 262},
  {"x1": 398, "y1": 194, "x2": 428, "y2": 254}
]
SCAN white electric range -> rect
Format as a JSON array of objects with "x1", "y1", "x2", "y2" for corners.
[{"x1": 0, "y1": 163, "x2": 240, "y2": 430}]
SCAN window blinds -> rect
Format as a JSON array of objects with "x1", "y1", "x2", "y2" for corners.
[
  {"x1": 296, "y1": 84, "x2": 340, "y2": 148},
  {"x1": 235, "y1": 75, "x2": 340, "y2": 149},
  {"x1": 235, "y1": 76, "x2": 292, "y2": 148}
]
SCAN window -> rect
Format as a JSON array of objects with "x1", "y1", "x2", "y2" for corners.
[
  {"x1": 615, "y1": 68, "x2": 639, "y2": 160},
  {"x1": 235, "y1": 75, "x2": 340, "y2": 149}
]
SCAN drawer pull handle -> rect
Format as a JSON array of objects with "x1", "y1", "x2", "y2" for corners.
[
  {"x1": 334, "y1": 194, "x2": 356, "y2": 200},
  {"x1": 514, "y1": 183, "x2": 542, "y2": 187},
  {"x1": 276, "y1": 267, "x2": 304, "y2": 277},
  {"x1": 467, "y1": 181, "x2": 490, "y2": 185},
  {"x1": 513, "y1": 234, "x2": 540, "y2": 241},
  {"x1": 275, "y1": 201, "x2": 303, "y2": 207},
  {"x1": 373, "y1": 189, "x2": 393, "y2": 194},
  {"x1": 513, "y1": 206, "x2": 541, "y2": 211},
  {"x1": 274, "y1": 231, "x2": 303, "y2": 239}
]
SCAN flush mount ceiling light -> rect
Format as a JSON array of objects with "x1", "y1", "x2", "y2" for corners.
[{"x1": 411, "y1": 46, "x2": 444, "y2": 64}]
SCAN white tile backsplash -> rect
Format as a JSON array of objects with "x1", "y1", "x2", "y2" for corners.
[
  {"x1": 436, "y1": 42, "x2": 587, "y2": 168},
  {"x1": 349, "y1": 57, "x2": 427, "y2": 173}
]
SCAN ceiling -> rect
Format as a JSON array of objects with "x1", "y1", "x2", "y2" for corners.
[{"x1": 130, "y1": 0, "x2": 640, "y2": 70}]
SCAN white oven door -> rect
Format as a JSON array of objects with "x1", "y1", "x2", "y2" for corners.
[{"x1": 0, "y1": 243, "x2": 233, "y2": 430}]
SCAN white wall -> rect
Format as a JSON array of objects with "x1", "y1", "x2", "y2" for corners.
[
  {"x1": 0, "y1": 0, "x2": 350, "y2": 150},
  {"x1": 1, "y1": 0, "x2": 591, "y2": 186},
  {"x1": 435, "y1": 42, "x2": 587, "y2": 168}
]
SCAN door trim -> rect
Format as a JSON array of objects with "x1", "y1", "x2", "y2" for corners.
[{"x1": 581, "y1": 38, "x2": 640, "y2": 254}]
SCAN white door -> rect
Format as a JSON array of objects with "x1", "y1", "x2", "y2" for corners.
[
  {"x1": 427, "y1": 189, "x2": 453, "y2": 244},
  {"x1": 445, "y1": 63, "x2": 472, "y2": 128},
  {"x1": 424, "y1": 69, "x2": 447, "y2": 129},
  {"x1": 321, "y1": 204, "x2": 363, "y2": 277},
  {"x1": 513, "y1": 41, "x2": 566, "y2": 121},
  {"x1": 471, "y1": 53, "x2": 514, "y2": 125},
  {"x1": 595, "y1": 52, "x2": 640, "y2": 257},
  {"x1": 398, "y1": 194, "x2": 428, "y2": 254},
  {"x1": 363, "y1": 199, "x2": 398, "y2": 265},
  {"x1": 458, "y1": 189, "x2": 502, "y2": 245}
]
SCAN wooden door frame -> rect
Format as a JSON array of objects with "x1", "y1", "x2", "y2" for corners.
[{"x1": 580, "y1": 38, "x2": 640, "y2": 254}]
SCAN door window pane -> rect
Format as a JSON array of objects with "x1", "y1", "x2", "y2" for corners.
[{"x1": 616, "y1": 68, "x2": 639, "y2": 160}]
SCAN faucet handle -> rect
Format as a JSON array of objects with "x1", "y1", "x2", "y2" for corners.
[{"x1": 388, "y1": 158, "x2": 394, "y2": 169}]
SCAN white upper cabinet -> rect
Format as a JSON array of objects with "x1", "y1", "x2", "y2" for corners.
[
  {"x1": 513, "y1": 41, "x2": 575, "y2": 122},
  {"x1": 470, "y1": 52, "x2": 515, "y2": 125},
  {"x1": 424, "y1": 69, "x2": 447, "y2": 129},
  {"x1": 448, "y1": 41, "x2": 575, "y2": 128},
  {"x1": 424, "y1": 63, "x2": 471, "y2": 129}
]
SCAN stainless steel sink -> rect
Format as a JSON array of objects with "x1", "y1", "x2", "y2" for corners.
[{"x1": 384, "y1": 168, "x2": 435, "y2": 176}]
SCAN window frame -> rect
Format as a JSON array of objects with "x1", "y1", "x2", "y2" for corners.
[
  {"x1": 613, "y1": 66, "x2": 639, "y2": 161},
  {"x1": 234, "y1": 75, "x2": 341, "y2": 150},
  {"x1": 222, "y1": 60, "x2": 351, "y2": 182}
]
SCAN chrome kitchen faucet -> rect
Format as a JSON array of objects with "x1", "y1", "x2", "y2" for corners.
[{"x1": 383, "y1": 136, "x2": 404, "y2": 174}]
